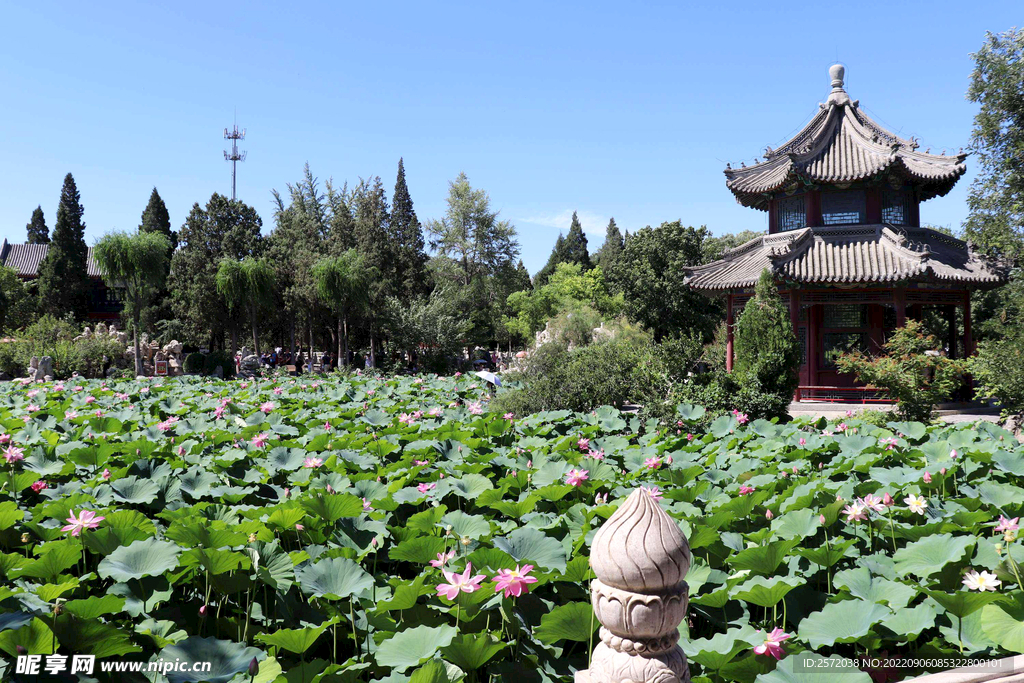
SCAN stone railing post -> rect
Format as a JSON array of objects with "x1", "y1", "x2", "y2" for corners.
[{"x1": 577, "y1": 488, "x2": 692, "y2": 683}]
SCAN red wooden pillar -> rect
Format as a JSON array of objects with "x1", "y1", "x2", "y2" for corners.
[
  {"x1": 963, "y1": 292, "x2": 974, "y2": 357},
  {"x1": 946, "y1": 304, "x2": 958, "y2": 359},
  {"x1": 726, "y1": 293, "x2": 734, "y2": 373},
  {"x1": 807, "y1": 303, "x2": 819, "y2": 389},
  {"x1": 790, "y1": 290, "x2": 801, "y2": 401},
  {"x1": 894, "y1": 288, "x2": 907, "y2": 327}
]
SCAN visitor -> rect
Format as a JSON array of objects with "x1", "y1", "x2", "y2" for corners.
[{"x1": 294, "y1": 350, "x2": 304, "y2": 374}]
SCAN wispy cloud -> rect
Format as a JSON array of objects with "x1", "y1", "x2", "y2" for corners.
[{"x1": 518, "y1": 209, "x2": 610, "y2": 236}]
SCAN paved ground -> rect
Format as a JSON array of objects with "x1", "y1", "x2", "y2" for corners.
[{"x1": 788, "y1": 401, "x2": 1003, "y2": 425}]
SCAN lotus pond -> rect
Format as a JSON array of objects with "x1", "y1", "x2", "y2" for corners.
[{"x1": 0, "y1": 374, "x2": 1022, "y2": 683}]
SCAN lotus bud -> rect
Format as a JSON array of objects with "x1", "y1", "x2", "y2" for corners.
[
  {"x1": 445, "y1": 525, "x2": 453, "y2": 535},
  {"x1": 883, "y1": 493, "x2": 894, "y2": 506},
  {"x1": 950, "y1": 449, "x2": 958, "y2": 459},
  {"x1": 792, "y1": 466, "x2": 798, "y2": 474},
  {"x1": 923, "y1": 471, "x2": 932, "y2": 483},
  {"x1": 372, "y1": 537, "x2": 378, "y2": 548},
  {"x1": 16, "y1": 645, "x2": 26, "y2": 655},
  {"x1": 248, "y1": 657, "x2": 260, "y2": 677},
  {"x1": 527, "y1": 460, "x2": 532, "y2": 468},
  {"x1": 295, "y1": 524, "x2": 304, "y2": 531},
  {"x1": 818, "y1": 462, "x2": 823, "y2": 469},
  {"x1": 665, "y1": 455, "x2": 673, "y2": 465},
  {"x1": 819, "y1": 514, "x2": 826, "y2": 524},
  {"x1": 200, "y1": 604, "x2": 207, "y2": 615},
  {"x1": 781, "y1": 471, "x2": 788, "y2": 478},
  {"x1": 940, "y1": 467, "x2": 947, "y2": 475},
  {"x1": 765, "y1": 509, "x2": 774, "y2": 520}
]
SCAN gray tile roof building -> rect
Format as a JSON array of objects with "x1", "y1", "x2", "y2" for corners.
[{"x1": 0, "y1": 240, "x2": 103, "y2": 278}]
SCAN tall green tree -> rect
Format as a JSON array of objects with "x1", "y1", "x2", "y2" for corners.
[
  {"x1": 26, "y1": 206, "x2": 49, "y2": 244},
  {"x1": 168, "y1": 194, "x2": 263, "y2": 348},
  {"x1": 38, "y1": 173, "x2": 89, "y2": 320},
  {"x1": 350, "y1": 176, "x2": 394, "y2": 365},
  {"x1": 94, "y1": 230, "x2": 171, "y2": 375},
  {"x1": 0, "y1": 267, "x2": 35, "y2": 333},
  {"x1": 312, "y1": 249, "x2": 370, "y2": 367},
  {"x1": 733, "y1": 269, "x2": 801, "y2": 417},
  {"x1": 216, "y1": 258, "x2": 276, "y2": 356},
  {"x1": 426, "y1": 172, "x2": 520, "y2": 346},
  {"x1": 391, "y1": 158, "x2": 429, "y2": 299},
  {"x1": 536, "y1": 211, "x2": 592, "y2": 285},
  {"x1": 612, "y1": 220, "x2": 719, "y2": 341},
  {"x1": 594, "y1": 218, "x2": 624, "y2": 272},
  {"x1": 964, "y1": 28, "x2": 1024, "y2": 260},
  {"x1": 138, "y1": 188, "x2": 176, "y2": 332}
]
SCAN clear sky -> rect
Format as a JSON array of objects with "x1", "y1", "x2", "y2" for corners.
[{"x1": 1, "y1": 1, "x2": 1018, "y2": 275}]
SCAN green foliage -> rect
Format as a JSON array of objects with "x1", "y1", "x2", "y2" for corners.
[
  {"x1": 964, "y1": 28, "x2": 1024, "y2": 260},
  {"x1": 312, "y1": 249, "x2": 370, "y2": 365},
  {"x1": 611, "y1": 220, "x2": 720, "y2": 341},
  {"x1": 74, "y1": 334, "x2": 125, "y2": 378},
  {"x1": 505, "y1": 262, "x2": 622, "y2": 341},
  {"x1": 971, "y1": 326, "x2": 1024, "y2": 418},
  {"x1": 216, "y1": 257, "x2": 276, "y2": 355},
  {"x1": 383, "y1": 288, "x2": 469, "y2": 372},
  {"x1": 391, "y1": 158, "x2": 429, "y2": 299},
  {"x1": 535, "y1": 211, "x2": 591, "y2": 286},
  {"x1": 593, "y1": 217, "x2": 624, "y2": 272},
  {"x1": 836, "y1": 320, "x2": 967, "y2": 421},
  {"x1": 0, "y1": 266, "x2": 36, "y2": 333},
  {"x1": 168, "y1": 193, "x2": 263, "y2": 347},
  {"x1": 182, "y1": 352, "x2": 205, "y2": 375},
  {"x1": 733, "y1": 269, "x2": 800, "y2": 419},
  {"x1": 26, "y1": 205, "x2": 49, "y2": 244},
  {"x1": 205, "y1": 350, "x2": 235, "y2": 378},
  {"x1": 702, "y1": 229, "x2": 763, "y2": 263},
  {"x1": 38, "y1": 173, "x2": 89, "y2": 320}
]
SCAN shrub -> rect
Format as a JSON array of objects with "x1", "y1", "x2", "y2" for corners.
[
  {"x1": 183, "y1": 352, "x2": 205, "y2": 375},
  {"x1": 205, "y1": 350, "x2": 235, "y2": 378},
  {"x1": 836, "y1": 319, "x2": 966, "y2": 422},
  {"x1": 732, "y1": 270, "x2": 801, "y2": 419},
  {"x1": 971, "y1": 328, "x2": 1024, "y2": 419},
  {"x1": 0, "y1": 342, "x2": 21, "y2": 377},
  {"x1": 74, "y1": 335, "x2": 125, "y2": 378}
]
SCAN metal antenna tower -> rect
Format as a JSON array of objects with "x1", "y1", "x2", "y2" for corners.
[{"x1": 223, "y1": 123, "x2": 247, "y2": 200}]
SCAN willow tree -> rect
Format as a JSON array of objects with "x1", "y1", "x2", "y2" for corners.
[
  {"x1": 312, "y1": 249, "x2": 370, "y2": 368},
  {"x1": 216, "y1": 258, "x2": 276, "y2": 356},
  {"x1": 93, "y1": 230, "x2": 172, "y2": 376}
]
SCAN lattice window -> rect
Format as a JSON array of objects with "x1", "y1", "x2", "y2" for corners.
[
  {"x1": 777, "y1": 195, "x2": 806, "y2": 232},
  {"x1": 824, "y1": 332, "x2": 868, "y2": 367},
  {"x1": 823, "y1": 303, "x2": 867, "y2": 328},
  {"x1": 882, "y1": 190, "x2": 913, "y2": 225},
  {"x1": 821, "y1": 190, "x2": 866, "y2": 225}
]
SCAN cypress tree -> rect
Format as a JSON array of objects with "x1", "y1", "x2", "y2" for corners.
[
  {"x1": 391, "y1": 158, "x2": 428, "y2": 299},
  {"x1": 534, "y1": 234, "x2": 566, "y2": 286},
  {"x1": 561, "y1": 211, "x2": 592, "y2": 269},
  {"x1": 38, "y1": 173, "x2": 89, "y2": 319},
  {"x1": 139, "y1": 188, "x2": 175, "y2": 329},
  {"x1": 594, "y1": 217, "x2": 623, "y2": 271},
  {"x1": 26, "y1": 206, "x2": 49, "y2": 244},
  {"x1": 140, "y1": 188, "x2": 175, "y2": 248}
]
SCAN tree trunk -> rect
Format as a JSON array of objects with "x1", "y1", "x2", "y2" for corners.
[
  {"x1": 133, "y1": 314, "x2": 142, "y2": 377},
  {"x1": 309, "y1": 324, "x2": 314, "y2": 373},
  {"x1": 343, "y1": 315, "x2": 350, "y2": 368},
  {"x1": 336, "y1": 316, "x2": 343, "y2": 371},
  {"x1": 370, "y1": 323, "x2": 376, "y2": 368},
  {"x1": 250, "y1": 304, "x2": 260, "y2": 357},
  {"x1": 230, "y1": 327, "x2": 238, "y2": 357}
]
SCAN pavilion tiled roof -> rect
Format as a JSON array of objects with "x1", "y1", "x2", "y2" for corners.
[
  {"x1": 724, "y1": 65, "x2": 967, "y2": 211},
  {"x1": 0, "y1": 240, "x2": 102, "y2": 278},
  {"x1": 685, "y1": 226, "x2": 1008, "y2": 292}
]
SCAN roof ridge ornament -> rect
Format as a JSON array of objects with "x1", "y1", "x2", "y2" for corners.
[{"x1": 829, "y1": 63, "x2": 845, "y2": 91}]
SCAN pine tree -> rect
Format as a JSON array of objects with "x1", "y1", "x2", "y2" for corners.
[
  {"x1": 26, "y1": 206, "x2": 49, "y2": 244},
  {"x1": 140, "y1": 188, "x2": 176, "y2": 249},
  {"x1": 38, "y1": 174, "x2": 89, "y2": 319},
  {"x1": 534, "y1": 234, "x2": 566, "y2": 286},
  {"x1": 350, "y1": 176, "x2": 393, "y2": 365},
  {"x1": 138, "y1": 188, "x2": 176, "y2": 330},
  {"x1": 561, "y1": 211, "x2": 592, "y2": 269},
  {"x1": 594, "y1": 217, "x2": 623, "y2": 271},
  {"x1": 391, "y1": 158, "x2": 429, "y2": 299}
]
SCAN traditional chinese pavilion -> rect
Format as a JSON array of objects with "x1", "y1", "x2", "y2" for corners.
[{"x1": 686, "y1": 64, "x2": 1007, "y2": 401}]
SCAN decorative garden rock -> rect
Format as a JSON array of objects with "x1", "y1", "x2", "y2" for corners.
[{"x1": 576, "y1": 488, "x2": 691, "y2": 683}]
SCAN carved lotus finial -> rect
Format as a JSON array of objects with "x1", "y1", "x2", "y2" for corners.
[{"x1": 590, "y1": 489, "x2": 691, "y2": 592}]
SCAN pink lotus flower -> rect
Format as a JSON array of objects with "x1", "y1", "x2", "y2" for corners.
[
  {"x1": 687, "y1": 433, "x2": 694, "y2": 441},
  {"x1": 587, "y1": 448, "x2": 605, "y2": 460},
  {"x1": 504, "y1": 412, "x2": 514, "y2": 420},
  {"x1": 399, "y1": 413, "x2": 416, "y2": 425},
  {"x1": 414, "y1": 459, "x2": 429, "y2": 466},
  {"x1": 156, "y1": 417, "x2": 179, "y2": 432},
  {"x1": 4, "y1": 445, "x2": 25, "y2": 464},
  {"x1": 214, "y1": 406, "x2": 226, "y2": 419},
  {"x1": 101, "y1": 468, "x2": 111, "y2": 480},
  {"x1": 731, "y1": 409, "x2": 749, "y2": 425},
  {"x1": 454, "y1": 372, "x2": 462, "y2": 378},
  {"x1": 303, "y1": 457, "x2": 323, "y2": 469},
  {"x1": 836, "y1": 422, "x2": 847, "y2": 432},
  {"x1": 641, "y1": 485, "x2": 663, "y2": 500},
  {"x1": 882, "y1": 492, "x2": 894, "y2": 506},
  {"x1": 922, "y1": 471, "x2": 932, "y2": 483},
  {"x1": 26, "y1": 404, "x2": 40, "y2": 413},
  {"x1": 430, "y1": 550, "x2": 456, "y2": 568},
  {"x1": 995, "y1": 516, "x2": 1020, "y2": 533},
  {"x1": 437, "y1": 562, "x2": 486, "y2": 600},
  {"x1": 260, "y1": 402, "x2": 275, "y2": 414},
  {"x1": 418, "y1": 482, "x2": 437, "y2": 494},
  {"x1": 61, "y1": 509, "x2": 105, "y2": 536},
  {"x1": 199, "y1": 604, "x2": 207, "y2": 616},
  {"x1": 493, "y1": 564, "x2": 539, "y2": 598},
  {"x1": 428, "y1": 407, "x2": 443, "y2": 417},
  {"x1": 467, "y1": 402, "x2": 483, "y2": 415},
  {"x1": 577, "y1": 437, "x2": 590, "y2": 451},
  {"x1": 295, "y1": 524, "x2": 304, "y2": 531},
  {"x1": 251, "y1": 433, "x2": 269, "y2": 449},
  {"x1": 85, "y1": 396, "x2": 96, "y2": 404},
  {"x1": 565, "y1": 469, "x2": 589, "y2": 487},
  {"x1": 273, "y1": 387, "x2": 283, "y2": 395},
  {"x1": 843, "y1": 501, "x2": 868, "y2": 522},
  {"x1": 754, "y1": 627, "x2": 791, "y2": 660},
  {"x1": 362, "y1": 498, "x2": 372, "y2": 512},
  {"x1": 323, "y1": 421, "x2": 332, "y2": 431},
  {"x1": 594, "y1": 492, "x2": 608, "y2": 505},
  {"x1": 738, "y1": 485, "x2": 755, "y2": 496},
  {"x1": 0, "y1": 434, "x2": 9, "y2": 444},
  {"x1": 950, "y1": 449, "x2": 958, "y2": 459},
  {"x1": 644, "y1": 457, "x2": 661, "y2": 470},
  {"x1": 862, "y1": 494, "x2": 886, "y2": 514},
  {"x1": 31, "y1": 480, "x2": 47, "y2": 492}
]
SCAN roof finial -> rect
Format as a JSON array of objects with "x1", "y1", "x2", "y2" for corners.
[{"x1": 829, "y1": 63, "x2": 845, "y2": 91}]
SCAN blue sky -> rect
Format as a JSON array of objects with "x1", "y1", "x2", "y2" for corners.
[{"x1": 1, "y1": 1, "x2": 1018, "y2": 274}]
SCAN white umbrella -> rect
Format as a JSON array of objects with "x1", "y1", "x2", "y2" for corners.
[{"x1": 474, "y1": 370, "x2": 501, "y2": 387}]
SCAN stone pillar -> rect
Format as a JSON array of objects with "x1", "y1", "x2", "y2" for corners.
[{"x1": 576, "y1": 489, "x2": 691, "y2": 683}]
